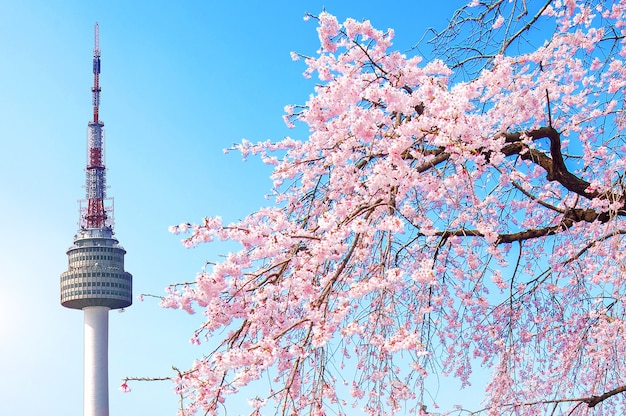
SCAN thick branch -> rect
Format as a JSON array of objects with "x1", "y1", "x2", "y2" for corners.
[
  {"x1": 584, "y1": 385, "x2": 626, "y2": 408},
  {"x1": 407, "y1": 126, "x2": 626, "y2": 220},
  {"x1": 413, "y1": 148, "x2": 450, "y2": 173},
  {"x1": 436, "y1": 224, "x2": 561, "y2": 244},
  {"x1": 435, "y1": 207, "x2": 615, "y2": 244},
  {"x1": 410, "y1": 127, "x2": 600, "y2": 201},
  {"x1": 502, "y1": 126, "x2": 598, "y2": 199}
]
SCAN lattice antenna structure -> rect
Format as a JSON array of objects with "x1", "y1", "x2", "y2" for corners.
[{"x1": 84, "y1": 22, "x2": 109, "y2": 230}]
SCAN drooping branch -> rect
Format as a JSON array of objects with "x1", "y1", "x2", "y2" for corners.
[
  {"x1": 425, "y1": 0, "x2": 556, "y2": 76},
  {"x1": 499, "y1": 0, "x2": 554, "y2": 54},
  {"x1": 563, "y1": 229, "x2": 626, "y2": 265}
]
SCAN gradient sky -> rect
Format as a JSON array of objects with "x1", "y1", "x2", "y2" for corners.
[{"x1": 0, "y1": 1, "x2": 475, "y2": 415}]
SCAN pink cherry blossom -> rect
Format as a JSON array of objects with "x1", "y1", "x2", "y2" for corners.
[{"x1": 132, "y1": 2, "x2": 626, "y2": 415}]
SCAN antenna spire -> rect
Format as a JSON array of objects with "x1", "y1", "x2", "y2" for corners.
[
  {"x1": 92, "y1": 22, "x2": 101, "y2": 123},
  {"x1": 84, "y1": 22, "x2": 108, "y2": 229}
]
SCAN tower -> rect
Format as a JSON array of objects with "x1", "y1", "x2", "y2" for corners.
[{"x1": 60, "y1": 23, "x2": 132, "y2": 416}]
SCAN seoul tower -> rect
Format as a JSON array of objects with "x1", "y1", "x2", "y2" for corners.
[{"x1": 60, "y1": 23, "x2": 132, "y2": 416}]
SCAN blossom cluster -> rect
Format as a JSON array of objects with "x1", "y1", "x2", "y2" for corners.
[{"x1": 154, "y1": 2, "x2": 626, "y2": 415}]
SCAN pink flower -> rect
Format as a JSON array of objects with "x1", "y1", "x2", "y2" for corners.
[{"x1": 493, "y1": 15, "x2": 505, "y2": 29}]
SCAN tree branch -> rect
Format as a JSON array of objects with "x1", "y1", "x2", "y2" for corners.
[
  {"x1": 502, "y1": 126, "x2": 597, "y2": 198},
  {"x1": 499, "y1": 0, "x2": 554, "y2": 54},
  {"x1": 471, "y1": 385, "x2": 626, "y2": 413},
  {"x1": 435, "y1": 207, "x2": 618, "y2": 244},
  {"x1": 409, "y1": 126, "x2": 601, "y2": 202},
  {"x1": 583, "y1": 385, "x2": 626, "y2": 408}
]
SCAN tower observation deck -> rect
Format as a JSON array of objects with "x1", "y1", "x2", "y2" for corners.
[{"x1": 60, "y1": 23, "x2": 132, "y2": 416}]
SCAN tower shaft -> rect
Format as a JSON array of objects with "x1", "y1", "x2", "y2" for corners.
[{"x1": 84, "y1": 306, "x2": 110, "y2": 416}]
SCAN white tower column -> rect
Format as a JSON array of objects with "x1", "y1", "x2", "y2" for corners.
[{"x1": 84, "y1": 306, "x2": 110, "y2": 416}]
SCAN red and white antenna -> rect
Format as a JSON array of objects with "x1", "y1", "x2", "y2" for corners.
[{"x1": 84, "y1": 22, "x2": 108, "y2": 229}]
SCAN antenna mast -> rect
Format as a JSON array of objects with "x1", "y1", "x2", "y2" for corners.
[
  {"x1": 84, "y1": 22, "x2": 108, "y2": 229},
  {"x1": 92, "y1": 23, "x2": 101, "y2": 123}
]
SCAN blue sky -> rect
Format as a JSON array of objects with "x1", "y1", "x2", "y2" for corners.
[{"x1": 0, "y1": 1, "x2": 473, "y2": 415}]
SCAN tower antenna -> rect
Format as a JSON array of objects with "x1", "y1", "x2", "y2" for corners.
[
  {"x1": 85, "y1": 22, "x2": 106, "y2": 229},
  {"x1": 93, "y1": 22, "x2": 101, "y2": 123}
]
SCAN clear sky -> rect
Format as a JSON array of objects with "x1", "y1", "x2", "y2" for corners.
[{"x1": 0, "y1": 1, "x2": 470, "y2": 415}]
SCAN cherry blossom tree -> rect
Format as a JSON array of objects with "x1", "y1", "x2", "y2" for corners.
[{"x1": 130, "y1": 1, "x2": 626, "y2": 414}]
